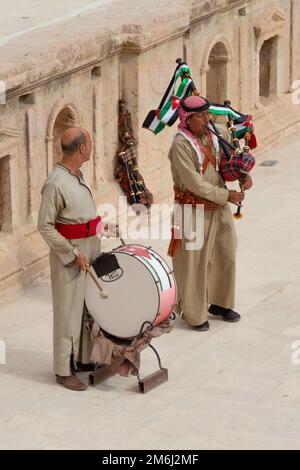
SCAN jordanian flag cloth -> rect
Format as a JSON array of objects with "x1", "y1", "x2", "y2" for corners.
[
  {"x1": 142, "y1": 62, "x2": 257, "y2": 148},
  {"x1": 208, "y1": 104, "x2": 257, "y2": 149},
  {"x1": 234, "y1": 115, "x2": 257, "y2": 149},
  {"x1": 142, "y1": 62, "x2": 193, "y2": 134},
  {"x1": 208, "y1": 103, "x2": 246, "y2": 121}
]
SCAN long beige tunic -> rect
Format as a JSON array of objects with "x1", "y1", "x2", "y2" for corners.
[
  {"x1": 38, "y1": 164, "x2": 101, "y2": 376},
  {"x1": 168, "y1": 133, "x2": 237, "y2": 326}
]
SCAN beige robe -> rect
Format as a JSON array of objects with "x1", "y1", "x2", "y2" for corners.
[
  {"x1": 38, "y1": 164, "x2": 101, "y2": 376},
  {"x1": 168, "y1": 133, "x2": 237, "y2": 326}
]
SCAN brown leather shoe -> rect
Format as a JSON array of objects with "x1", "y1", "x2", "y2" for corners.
[{"x1": 56, "y1": 374, "x2": 88, "y2": 391}]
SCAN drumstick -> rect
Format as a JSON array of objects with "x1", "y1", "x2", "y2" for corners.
[
  {"x1": 86, "y1": 266, "x2": 109, "y2": 299},
  {"x1": 116, "y1": 226, "x2": 126, "y2": 246}
]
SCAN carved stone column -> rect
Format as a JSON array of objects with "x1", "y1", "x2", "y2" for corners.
[
  {"x1": 92, "y1": 79, "x2": 104, "y2": 189},
  {"x1": 239, "y1": 15, "x2": 250, "y2": 110},
  {"x1": 26, "y1": 107, "x2": 42, "y2": 219},
  {"x1": 45, "y1": 135, "x2": 53, "y2": 176},
  {"x1": 200, "y1": 65, "x2": 209, "y2": 97},
  {"x1": 7, "y1": 150, "x2": 19, "y2": 231},
  {"x1": 0, "y1": 131, "x2": 21, "y2": 232},
  {"x1": 290, "y1": 0, "x2": 300, "y2": 89}
]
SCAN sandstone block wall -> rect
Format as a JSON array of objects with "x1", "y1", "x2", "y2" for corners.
[{"x1": 0, "y1": 0, "x2": 299, "y2": 301}]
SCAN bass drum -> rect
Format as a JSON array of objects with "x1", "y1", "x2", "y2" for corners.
[{"x1": 85, "y1": 244, "x2": 176, "y2": 339}]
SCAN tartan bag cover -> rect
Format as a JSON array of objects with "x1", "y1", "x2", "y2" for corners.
[{"x1": 219, "y1": 151, "x2": 256, "y2": 182}]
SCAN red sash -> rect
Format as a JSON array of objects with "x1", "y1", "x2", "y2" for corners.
[{"x1": 55, "y1": 216, "x2": 101, "y2": 239}]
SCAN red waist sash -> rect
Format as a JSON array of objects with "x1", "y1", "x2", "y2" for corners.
[{"x1": 55, "y1": 216, "x2": 101, "y2": 239}]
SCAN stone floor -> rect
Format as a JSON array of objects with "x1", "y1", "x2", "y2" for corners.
[{"x1": 1, "y1": 136, "x2": 300, "y2": 450}]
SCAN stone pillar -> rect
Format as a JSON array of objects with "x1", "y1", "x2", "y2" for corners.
[
  {"x1": 8, "y1": 150, "x2": 19, "y2": 231},
  {"x1": 120, "y1": 52, "x2": 139, "y2": 131},
  {"x1": 254, "y1": 41, "x2": 261, "y2": 109},
  {"x1": 26, "y1": 107, "x2": 43, "y2": 221},
  {"x1": 239, "y1": 15, "x2": 250, "y2": 110},
  {"x1": 200, "y1": 66, "x2": 209, "y2": 97},
  {"x1": 45, "y1": 135, "x2": 53, "y2": 175},
  {"x1": 92, "y1": 79, "x2": 104, "y2": 189},
  {"x1": 290, "y1": 0, "x2": 300, "y2": 89},
  {"x1": 0, "y1": 148, "x2": 19, "y2": 232}
]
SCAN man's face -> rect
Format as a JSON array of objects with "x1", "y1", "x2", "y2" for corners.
[{"x1": 187, "y1": 110, "x2": 210, "y2": 135}]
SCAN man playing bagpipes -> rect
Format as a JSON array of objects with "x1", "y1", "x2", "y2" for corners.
[{"x1": 143, "y1": 60, "x2": 255, "y2": 331}]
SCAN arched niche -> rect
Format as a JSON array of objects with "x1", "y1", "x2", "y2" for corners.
[
  {"x1": 259, "y1": 35, "x2": 279, "y2": 101},
  {"x1": 46, "y1": 99, "x2": 82, "y2": 173},
  {"x1": 253, "y1": 6, "x2": 286, "y2": 106},
  {"x1": 206, "y1": 41, "x2": 229, "y2": 103},
  {"x1": 200, "y1": 37, "x2": 233, "y2": 104}
]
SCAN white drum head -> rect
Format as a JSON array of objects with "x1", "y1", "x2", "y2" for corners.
[{"x1": 85, "y1": 252, "x2": 159, "y2": 339}]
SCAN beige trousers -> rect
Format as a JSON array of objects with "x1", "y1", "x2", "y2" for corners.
[
  {"x1": 50, "y1": 236, "x2": 101, "y2": 376},
  {"x1": 172, "y1": 204, "x2": 237, "y2": 326}
]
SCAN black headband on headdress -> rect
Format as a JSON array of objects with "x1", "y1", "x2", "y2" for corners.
[{"x1": 180, "y1": 97, "x2": 210, "y2": 113}]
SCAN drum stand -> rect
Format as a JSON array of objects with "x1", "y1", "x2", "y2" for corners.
[
  {"x1": 84, "y1": 343, "x2": 168, "y2": 393},
  {"x1": 135, "y1": 344, "x2": 168, "y2": 393}
]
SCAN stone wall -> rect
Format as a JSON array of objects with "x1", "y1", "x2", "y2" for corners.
[{"x1": 0, "y1": 0, "x2": 300, "y2": 301}]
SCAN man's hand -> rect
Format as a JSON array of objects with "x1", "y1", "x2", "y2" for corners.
[
  {"x1": 102, "y1": 223, "x2": 120, "y2": 238},
  {"x1": 241, "y1": 175, "x2": 253, "y2": 191},
  {"x1": 228, "y1": 190, "x2": 245, "y2": 206},
  {"x1": 75, "y1": 250, "x2": 89, "y2": 271}
]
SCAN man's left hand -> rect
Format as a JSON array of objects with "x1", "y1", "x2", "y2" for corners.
[
  {"x1": 102, "y1": 223, "x2": 120, "y2": 238},
  {"x1": 75, "y1": 250, "x2": 89, "y2": 271},
  {"x1": 241, "y1": 176, "x2": 253, "y2": 191}
]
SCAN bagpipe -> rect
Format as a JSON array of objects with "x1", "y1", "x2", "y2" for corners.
[
  {"x1": 143, "y1": 58, "x2": 256, "y2": 219},
  {"x1": 115, "y1": 99, "x2": 153, "y2": 209},
  {"x1": 208, "y1": 101, "x2": 255, "y2": 218}
]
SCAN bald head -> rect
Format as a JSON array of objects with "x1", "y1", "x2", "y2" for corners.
[{"x1": 61, "y1": 127, "x2": 89, "y2": 155}]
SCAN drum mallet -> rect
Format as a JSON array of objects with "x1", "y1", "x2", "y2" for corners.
[
  {"x1": 86, "y1": 266, "x2": 109, "y2": 299},
  {"x1": 116, "y1": 227, "x2": 126, "y2": 246}
]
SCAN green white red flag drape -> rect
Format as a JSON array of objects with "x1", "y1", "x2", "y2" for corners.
[{"x1": 142, "y1": 61, "x2": 257, "y2": 149}]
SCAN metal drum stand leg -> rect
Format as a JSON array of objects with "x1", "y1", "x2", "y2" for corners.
[{"x1": 136, "y1": 343, "x2": 168, "y2": 393}]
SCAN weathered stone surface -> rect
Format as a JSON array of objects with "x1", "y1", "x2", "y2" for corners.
[{"x1": 0, "y1": 0, "x2": 299, "y2": 299}]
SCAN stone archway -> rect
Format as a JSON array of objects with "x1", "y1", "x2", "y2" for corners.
[
  {"x1": 46, "y1": 99, "x2": 82, "y2": 174},
  {"x1": 206, "y1": 41, "x2": 229, "y2": 103},
  {"x1": 52, "y1": 107, "x2": 77, "y2": 166}
]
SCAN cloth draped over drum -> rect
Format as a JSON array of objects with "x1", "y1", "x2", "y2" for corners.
[{"x1": 81, "y1": 315, "x2": 174, "y2": 377}]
